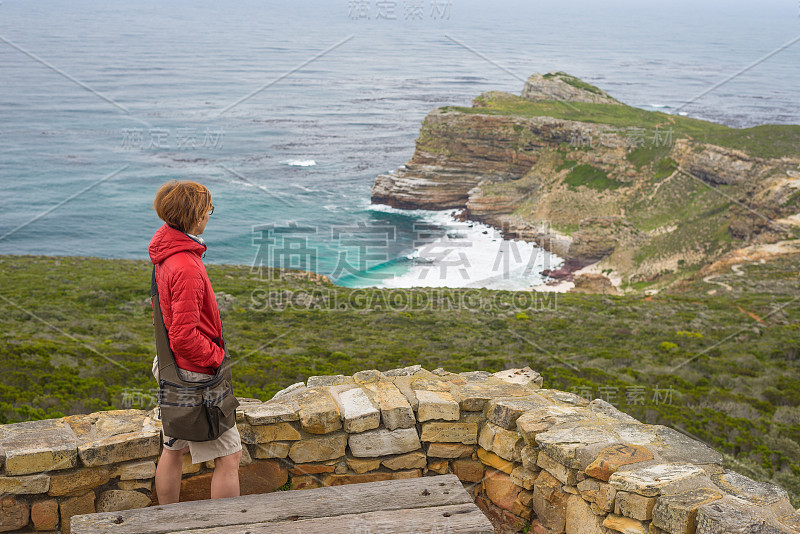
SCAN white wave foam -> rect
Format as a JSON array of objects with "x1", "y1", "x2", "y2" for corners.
[
  {"x1": 283, "y1": 159, "x2": 317, "y2": 167},
  {"x1": 361, "y1": 210, "x2": 564, "y2": 291}
]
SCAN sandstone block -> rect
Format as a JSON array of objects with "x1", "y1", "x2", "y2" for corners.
[
  {"x1": 0, "y1": 419, "x2": 78, "y2": 476},
  {"x1": 484, "y1": 469, "x2": 522, "y2": 511},
  {"x1": 537, "y1": 450, "x2": 578, "y2": 485},
  {"x1": 31, "y1": 498, "x2": 58, "y2": 531},
  {"x1": 711, "y1": 470, "x2": 795, "y2": 517},
  {"x1": 532, "y1": 470, "x2": 569, "y2": 533},
  {"x1": 476, "y1": 447, "x2": 515, "y2": 475},
  {"x1": 345, "y1": 457, "x2": 382, "y2": 474},
  {"x1": 361, "y1": 381, "x2": 416, "y2": 430},
  {"x1": 242, "y1": 402, "x2": 299, "y2": 425},
  {"x1": 382, "y1": 451, "x2": 426, "y2": 470},
  {"x1": 602, "y1": 514, "x2": 648, "y2": 534},
  {"x1": 115, "y1": 460, "x2": 156, "y2": 481},
  {"x1": 609, "y1": 464, "x2": 705, "y2": 497},
  {"x1": 566, "y1": 493, "x2": 606, "y2": 534},
  {"x1": 510, "y1": 466, "x2": 538, "y2": 490},
  {"x1": 427, "y1": 442, "x2": 474, "y2": 458},
  {"x1": 484, "y1": 396, "x2": 550, "y2": 430},
  {"x1": 492, "y1": 367, "x2": 543, "y2": 389},
  {"x1": 420, "y1": 422, "x2": 478, "y2": 444},
  {"x1": 0, "y1": 474, "x2": 49, "y2": 495},
  {"x1": 294, "y1": 389, "x2": 342, "y2": 434},
  {"x1": 253, "y1": 441, "x2": 291, "y2": 459},
  {"x1": 615, "y1": 491, "x2": 656, "y2": 521},
  {"x1": 96, "y1": 490, "x2": 151, "y2": 512},
  {"x1": 521, "y1": 445, "x2": 539, "y2": 471},
  {"x1": 416, "y1": 390, "x2": 460, "y2": 421},
  {"x1": 478, "y1": 422, "x2": 524, "y2": 462},
  {"x1": 240, "y1": 422, "x2": 302, "y2": 444},
  {"x1": 348, "y1": 427, "x2": 420, "y2": 457},
  {"x1": 48, "y1": 467, "x2": 111, "y2": 497},
  {"x1": 585, "y1": 444, "x2": 655, "y2": 481},
  {"x1": 427, "y1": 460, "x2": 449, "y2": 475},
  {"x1": 335, "y1": 387, "x2": 381, "y2": 433},
  {"x1": 288, "y1": 433, "x2": 347, "y2": 463},
  {"x1": 452, "y1": 459, "x2": 485, "y2": 483},
  {"x1": 60, "y1": 491, "x2": 94, "y2": 534},
  {"x1": 652, "y1": 488, "x2": 723, "y2": 534}
]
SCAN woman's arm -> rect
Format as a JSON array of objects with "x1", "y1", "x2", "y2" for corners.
[{"x1": 167, "y1": 270, "x2": 225, "y2": 369}]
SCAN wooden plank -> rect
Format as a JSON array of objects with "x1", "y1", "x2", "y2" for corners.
[
  {"x1": 166, "y1": 503, "x2": 494, "y2": 533},
  {"x1": 72, "y1": 475, "x2": 475, "y2": 534}
]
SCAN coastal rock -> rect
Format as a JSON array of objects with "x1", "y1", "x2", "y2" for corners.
[{"x1": 521, "y1": 72, "x2": 620, "y2": 104}]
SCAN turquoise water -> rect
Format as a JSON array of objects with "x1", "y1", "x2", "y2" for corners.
[{"x1": 1, "y1": 0, "x2": 798, "y2": 288}]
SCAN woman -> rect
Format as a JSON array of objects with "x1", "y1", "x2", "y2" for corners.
[{"x1": 149, "y1": 180, "x2": 242, "y2": 504}]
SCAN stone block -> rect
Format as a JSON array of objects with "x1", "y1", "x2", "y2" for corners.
[
  {"x1": 334, "y1": 387, "x2": 381, "y2": 433},
  {"x1": 510, "y1": 465, "x2": 538, "y2": 490},
  {"x1": 0, "y1": 419, "x2": 78, "y2": 476},
  {"x1": 484, "y1": 396, "x2": 550, "y2": 430},
  {"x1": 416, "y1": 390, "x2": 459, "y2": 421},
  {"x1": 609, "y1": 464, "x2": 705, "y2": 497},
  {"x1": 537, "y1": 450, "x2": 578, "y2": 485},
  {"x1": 240, "y1": 422, "x2": 302, "y2": 444},
  {"x1": 361, "y1": 381, "x2": 416, "y2": 430},
  {"x1": 566, "y1": 493, "x2": 606, "y2": 534},
  {"x1": 711, "y1": 470, "x2": 795, "y2": 517},
  {"x1": 288, "y1": 433, "x2": 347, "y2": 463},
  {"x1": 493, "y1": 367, "x2": 543, "y2": 389},
  {"x1": 427, "y1": 442, "x2": 474, "y2": 458},
  {"x1": 419, "y1": 422, "x2": 478, "y2": 444},
  {"x1": 294, "y1": 389, "x2": 342, "y2": 434},
  {"x1": 0, "y1": 474, "x2": 49, "y2": 495},
  {"x1": 652, "y1": 488, "x2": 723, "y2": 534},
  {"x1": 484, "y1": 469, "x2": 522, "y2": 511},
  {"x1": 30, "y1": 498, "x2": 58, "y2": 531},
  {"x1": 452, "y1": 459, "x2": 485, "y2": 483},
  {"x1": 60, "y1": 491, "x2": 94, "y2": 534},
  {"x1": 585, "y1": 444, "x2": 655, "y2": 482},
  {"x1": 478, "y1": 422, "x2": 524, "y2": 462},
  {"x1": 532, "y1": 470, "x2": 569, "y2": 533},
  {"x1": 96, "y1": 490, "x2": 151, "y2": 512},
  {"x1": 114, "y1": 460, "x2": 156, "y2": 481},
  {"x1": 348, "y1": 427, "x2": 420, "y2": 457},
  {"x1": 345, "y1": 457, "x2": 382, "y2": 474},
  {"x1": 602, "y1": 514, "x2": 648, "y2": 534},
  {"x1": 476, "y1": 447, "x2": 515, "y2": 475},
  {"x1": 615, "y1": 491, "x2": 656, "y2": 521},
  {"x1": 242, "y1": 402, "x2": 299, "y2": 425},
  {"x1": 48, "y1": 467, "x2": 111, "y2": 497},
  {"x1": 253, "y1": 441, "x2": 291, "y2": 459},
  {"x1": 382, "y1": 451, "x2": 427, "y2": 470}
]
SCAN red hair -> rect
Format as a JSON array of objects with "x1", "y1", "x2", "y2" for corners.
[{"x1": 153, "y1": 180, "x2": 212, "y2": 233}]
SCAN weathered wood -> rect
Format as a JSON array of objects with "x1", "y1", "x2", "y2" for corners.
[
  {"x1": 71, "y1": 475, "x2": 485, "y2": 534},
  {"x1": 166, "y1": 503, "x2": 494, "y2": 533}
]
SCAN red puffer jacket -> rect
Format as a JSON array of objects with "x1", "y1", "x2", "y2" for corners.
[{"x1": 148, "y1": 224, "x2": 225, "y2": 374}]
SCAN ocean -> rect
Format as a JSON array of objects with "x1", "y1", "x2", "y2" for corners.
[{"x1": 1, "y1": 0, "x2": 798, "y2": 289}]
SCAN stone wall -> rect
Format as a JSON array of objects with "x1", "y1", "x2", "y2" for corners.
[{"x1": 0, "y1": 366, "x2": 798, "y2": 533}]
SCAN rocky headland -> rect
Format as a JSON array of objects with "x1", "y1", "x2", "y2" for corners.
[{"x1": 371, "y1": 72, "x2": 800, "y2": 293}]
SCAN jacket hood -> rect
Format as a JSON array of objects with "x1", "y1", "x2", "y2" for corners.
[{"x1": 149, "y1": 224, "x2": 207, "y2": 265}]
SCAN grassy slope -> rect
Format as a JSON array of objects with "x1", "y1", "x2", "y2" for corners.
[
  {"x1": 447, "y1": 92, "x2": 800, "y2": 159},
  {"x1": 0, "y1": 254, "x2": 798, "y2": 503}
]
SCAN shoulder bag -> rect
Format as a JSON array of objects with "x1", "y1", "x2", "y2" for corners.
[{"x1": 151, "y1": 266, "x2": 239, "y2": 442}]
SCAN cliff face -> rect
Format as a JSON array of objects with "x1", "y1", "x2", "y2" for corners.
[{"x1": 371, "y1": 72, "x2": 800, "y2": 290}]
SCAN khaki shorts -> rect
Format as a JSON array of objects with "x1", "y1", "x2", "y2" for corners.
[{"x1": 152, "y1": 355, "x2": 242, "y2": 464}]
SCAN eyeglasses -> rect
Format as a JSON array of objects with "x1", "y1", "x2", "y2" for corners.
[{"x1": 208, "y1": 205, "x2": 214, "y2": 216}]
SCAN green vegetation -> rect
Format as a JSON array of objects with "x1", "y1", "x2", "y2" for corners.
[
  {"x1": 563, "y1": 164, "x2": 621, "y2": 191},
  {"x1": 0, "y1": 254, "x2": 798, "y2": 504},
  {"x1": 442, "y1": 93, "x2": 800, "y2": 159},
  {"x1": 542, "y1": 72, "x2": 608, "y2": 96}
]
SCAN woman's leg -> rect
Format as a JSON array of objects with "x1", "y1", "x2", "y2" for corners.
[
  {"x1": 155, "y1": 445, "x2": 189, "y2": 504},
  {"x1": 210, "y1": 449, "x2": 242, "y2": 499}
]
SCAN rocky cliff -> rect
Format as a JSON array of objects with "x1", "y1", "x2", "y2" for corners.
[{"x1": 371, "y1": 72, "x2": 800, "y2": 291}]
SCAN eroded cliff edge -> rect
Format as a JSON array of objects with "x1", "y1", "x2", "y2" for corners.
[{"x1": 371, "y1": 72, "x2": 800, "y2": 292}]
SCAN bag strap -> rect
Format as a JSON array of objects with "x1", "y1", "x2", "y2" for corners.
[{"x1": 151, "y1": 265, "x2": 184, "y2": 384}]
